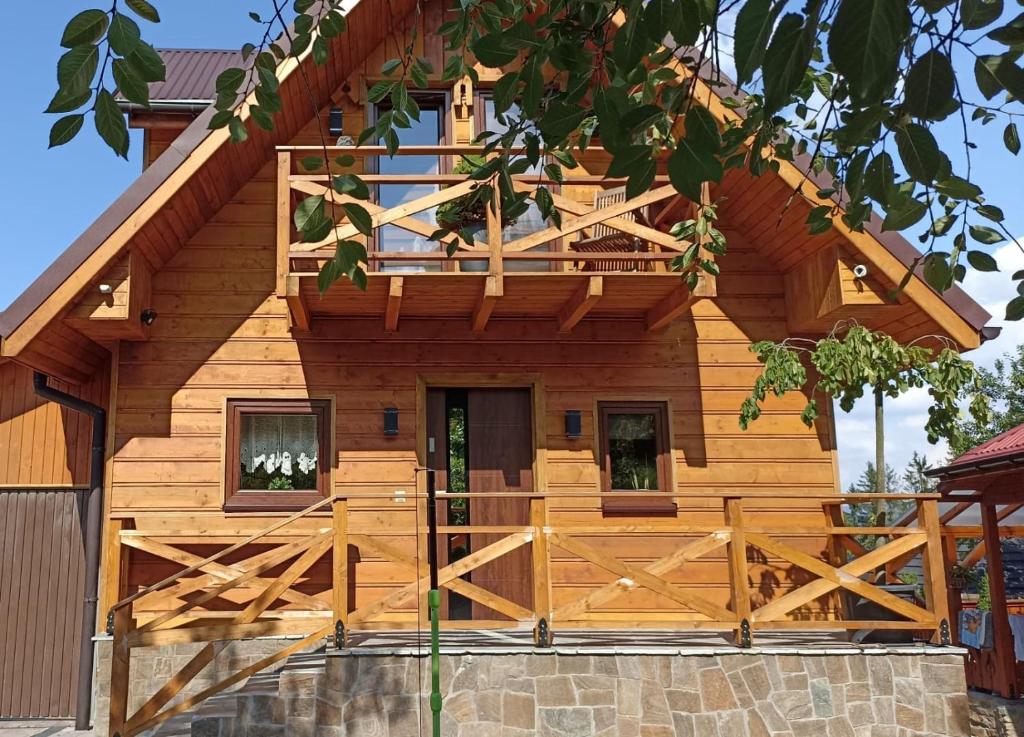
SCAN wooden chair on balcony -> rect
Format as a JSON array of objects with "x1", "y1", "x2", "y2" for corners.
[{"x1": 570, "y1": 186, "x2": 656, "y2": 272}]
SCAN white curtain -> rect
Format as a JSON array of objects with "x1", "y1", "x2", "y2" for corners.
[{"x1": 240, "y1": 414, "x2": 318, "y2": 476}]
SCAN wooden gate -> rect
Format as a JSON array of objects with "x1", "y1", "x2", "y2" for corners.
[{"x1": 0, "y1": 488, "x2": 88, "y2": 719}]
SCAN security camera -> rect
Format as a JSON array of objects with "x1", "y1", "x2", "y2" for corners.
[{"x1": 852, "y1": 264, "x2": 869, "y2": 279}]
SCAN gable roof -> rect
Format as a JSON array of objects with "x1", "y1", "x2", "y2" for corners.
[
  {"x1": 928, "y1": 423, "x2": 1024, "y2": 479},
  {"x1": 0, "y1": 8, "x2": 995, "y2": 362}
]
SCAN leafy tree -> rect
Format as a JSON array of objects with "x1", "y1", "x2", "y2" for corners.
[
  {"x1": 44, "y1": 0, "x2": 1018, "y2": 441},
  {"x1": 950, "y1": 343, "x2": 1024, "y2": 456}
]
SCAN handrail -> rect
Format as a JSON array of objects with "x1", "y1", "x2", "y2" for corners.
[{"x1": 109, "y1": 494, "x2": 336, "y2": 612}]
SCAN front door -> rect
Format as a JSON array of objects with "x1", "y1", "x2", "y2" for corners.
[{"x1": 426, "y1": 387, "x2": 534, "y2": 621}]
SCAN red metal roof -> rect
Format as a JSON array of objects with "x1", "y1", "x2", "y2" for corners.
[
  {"x1": 938, "y1": 423, "x2": 1024, "y2": 475},
  {"x1": 128, "y1": 49, "x2": 243, "y2": 101}
]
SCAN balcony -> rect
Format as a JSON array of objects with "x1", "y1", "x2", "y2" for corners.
[{"x1": 275, "y1": 146, "x2": 714, "y2": 332}]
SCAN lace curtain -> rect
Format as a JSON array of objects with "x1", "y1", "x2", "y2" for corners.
[{"x1": 239, "y1": 413, "x2": 318, "y2": 482}]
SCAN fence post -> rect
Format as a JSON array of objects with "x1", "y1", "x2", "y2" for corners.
[
  {"x1": 531, "y1": 496, "x2": 552, "y2": 647},
  {"x1": 107, "y1": 604, "x2": 131, "y2": 737},
  {"x1": 919, "y1": 498, "x2": 952, "y2": 645},
  {"x1": 486, "y1": 175, "x2": 503, "y2": 279},
  {"x1": 724, "y1": 497, "x2": 751, "y2": 646},
  {"x1": 276, "y1": 150, "x2": 291, "y2": 298},
  {"x1": 332, "y1": 496, "x2": 349, "y2": 648}
]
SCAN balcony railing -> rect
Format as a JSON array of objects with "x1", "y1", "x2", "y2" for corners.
[
  {"x1": 276, "y1": 146, "x2": 692, "y2": 280},
  {"x1": 105, "y1": 490, "x2": 952, "y2": 737}
]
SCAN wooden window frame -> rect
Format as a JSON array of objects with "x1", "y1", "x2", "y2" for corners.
[
  {"x1": 224, "y1": 398, "x2": 331, "y2": 512},
  {"x1": 598, "y1": 400, "x2": 676, "y2": 517}
]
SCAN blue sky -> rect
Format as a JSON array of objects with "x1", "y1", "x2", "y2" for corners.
[{"x1": 1, "y1": 5, "x2": 1021, "y2": 488}]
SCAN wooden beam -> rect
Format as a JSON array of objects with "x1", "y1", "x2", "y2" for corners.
[
  {"x1": 285, "y1": 275, "x2": 310, "y2": 332},
  {"x1": 276, "y1": 152, "x2": 291, "y2": 298},
  {"x1": 558, "y1": 276, "x2": 603, "y2": 333},
  {"x1": 646, "y1": 285, "x2": 698, "y2": 331},
  {"x1": 384, "y1": 277, "x2": 403, "y2": 332},
  {"x1": 982, "y1": 502, "x2": 1017, "y2": 698},
  {"x1": 471, "y1": 274, "x2": 502, "y2": 332}
]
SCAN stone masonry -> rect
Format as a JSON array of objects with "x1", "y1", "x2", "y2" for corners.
[{"x1": 172, "y1": 648, "x2": 971, "y2": 737}]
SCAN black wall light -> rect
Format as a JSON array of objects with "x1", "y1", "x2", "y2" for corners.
[
  {"x1": 140, "y1": 308, "x2": 158, "y2": 325},
  {"x1": 384, "y1": 407, "x2": 399, "y2": 436},
  {"x1": 565, "y1": 410, "x2": 582, "y2": 439}
]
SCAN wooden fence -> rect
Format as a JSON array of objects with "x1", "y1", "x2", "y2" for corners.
[{"x1": 106, "y1": 491, "x2": 951, "y2": 737}]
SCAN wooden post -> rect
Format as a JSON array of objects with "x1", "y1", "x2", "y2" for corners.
[
  {"x1": 531, "y1": 496, "x2": 552, "y2": 646},
  {"x1": 724, "y1": 497, "x2": 751, "y2": 646},
  {"x1": 486, "y1": 176, "x2": 503, "y2": 280},
  {"x1": 920, "y1": 498, "x2": 953, "y2": 644},
  {"x1": 276, "y1": 151, "x2": 292, "y2": 298},
  {"x1": 332, "y1": 497, "x2": 349, "y2": 648},
  {"x1": 107, "y1": 604, "x2": 132, "y2": 737},
  {"x1": 99, "y1": 519, "x2": 126, "y2": 626},
  {"x1": 982, "y1": 502, "x2": 1017, "y2": 697},
  {"x1": 943, "y1": 534, "x2": 963, "y2": 645}
]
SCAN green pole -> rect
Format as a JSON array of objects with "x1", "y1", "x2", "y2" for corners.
[{"x1": 425, "y1": 469, "x2": 442, "y2": 737}]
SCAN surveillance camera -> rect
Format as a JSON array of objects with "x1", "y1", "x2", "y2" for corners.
[{"x1": 852, "y1": 264, "x2": 868, "y2": 279}]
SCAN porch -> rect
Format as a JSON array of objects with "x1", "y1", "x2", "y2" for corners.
[
  {"x1": 274, "y1": 146, "x2": 714, "y2": 333},
  {"x1": 102, "y1": 490, "x2": 954, "y2": 737}
]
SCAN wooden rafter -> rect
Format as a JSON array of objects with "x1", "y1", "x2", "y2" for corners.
[
  {"x1": 384, "y1": 276, "x2": 403, "y2": 332},
  {"x1": 285, "y1": 275, "x2": 310, "y2": 331},
  {"x1": 646, "y1": 285, "x2": 699, "y2": 331},
  {"x1": 472, "y1": 274, "x2": 503, "y2": 332}
]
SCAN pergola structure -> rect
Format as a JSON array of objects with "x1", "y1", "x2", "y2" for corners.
[{"x1": 927, "y1": 424, "x2": 1024, "y2": 699}]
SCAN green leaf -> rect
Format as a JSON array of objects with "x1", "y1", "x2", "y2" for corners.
[
  {"x1": 470, "y1": 33, "x2": 517, "y2": 68},
  {"x1": 895, "y1": 124, "x2": 942, "y2": 183},
  {"x1": 864, "y1": 152, "x2": 895, "y2": 205},
  {"x1": 332, "y1": 173, "x2": 370, "y2": 200},
  {"x1": 107, "y1": 13, "x2": 141, "y2": 55},
  {"x1": 312, "y1": 36, "x2": 329, "y2": 65},
  {"x1": 94, "y1": 89, "x2": 129, "y2": 158},
  {"x1": 300, "y1": 156, "x2": 324, "y2": 171},
  {"x1": 318, "y1": 258, "x2": 345, "y2": 294},
  {"x1": 969, "y1": 224, "x2": 1004, "y2": 244},
  {"x1": 227, "y1": 116, "x2": 248, "y2": 143},
  {"x1": 208, "y1": 110, "x2": 234, "y2": 129},
  {"x1": 668, "y1": 139, "x2": 723, "y2": 201},
  {"x1": 320, "y1": 10, "x2": 346, "y2": 37},
  {"x1": 933, "y1": 176, "x2": 982, "y2": 201},
  {"x1": 45, "y1": 87, "x2": 91, "y2": 114},
  {"x1": 967, "y1": 250, "x2": 999, "y2": 271},
  {"x1": 962, "y1": 0, "x2": 1004, "y2": 29},
  {"x1": 215, "y1": 67, "x2": 246, "y2": 94},
  {"x1": 828, "y1": 0, "x2": 909, "y2": 105},
  {"x1": 989, "y1": 12, "x2": 1024, "y2": 45},
  {"x1": 61, "y1": 10, "x2": 109, "y2": 48},
  {"x1": 48, "y1": 114, "x2": 85, "y2": 148},
  {"x1": 124, "y1": 42, "x2": 166, "y2": 82},
  {"x1": 975, "y1": 54, "x2": 1024, "y2": 101},
  {"x1": 607, "y1": 145, "x2": 651, "y2": 178},
  {"x1": 381, "y1": 58, "x2": 402, "y2": 76},
  {"x1": 1007, "y1": 296, "x2": 1024, "y2": 321},
  {"x1": 881, "y1": 197, "x2": 927, "y2": 231},
  {"x1": 625, "y1": 159, "x2": 656, "y2": 199},
  {"x1": 977, "y1": 204, "x2": 1005, "y2": 222},
  {"x1": 903, "y1": 50, "x2": 955, "y2": 121},
  {"x1": 112, "y1": 58, "x2": 149, "y2": 107},
  {"x1": 57, "y1": 45, "x2": 99, "y2": 95},
  {"x1": 250, "y1": 106, "x2": 274, "y2": 131},
  {"x1": 923, "y1": 253, "x2": 953, "y2": 291},
  {"x1": 341, "y1": 202, "x2": 374, "y2": 237},
  {"x1": 1006, "y1": 123, "x2": 1021, "y2": 155},
  {"x1": 762, "y1": 11, "x2": 818, "y2": 113},
  {"x1": 294, "y1": 194, "x2": 326, "y2": 230},
  {"x1": 733, "y1": 0, "x2": 778, "y2": 85},
  {"x1": 684, "y1": 106, "x2": 721, "y2": 153},
  {"x1": 613, "y1": 5, "x2": 652, "y2": 72},
  {"x1": 125, "y1": 0, "x2": 160, "y2": 22}
]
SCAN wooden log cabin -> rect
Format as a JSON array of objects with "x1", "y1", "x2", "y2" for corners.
[{"x1": 0, "y1": 2, "x2": 996, "y2": 731}]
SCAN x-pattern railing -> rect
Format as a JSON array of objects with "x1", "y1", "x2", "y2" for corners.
[
  {"x1": 278, "y1": 146, "x2": 690, "y2": 277},
  {"x1": 106, "y1": 491, "x2": 952, "y2": 737}
]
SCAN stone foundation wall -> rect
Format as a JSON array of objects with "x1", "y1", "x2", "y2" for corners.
[
  {"x1": 91, "y1": 639, "x2": 972, "y2": 737},
  {"x1": 970, "y1": 691, "x2": 1024, "y2": 737}
]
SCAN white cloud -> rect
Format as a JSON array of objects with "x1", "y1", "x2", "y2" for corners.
[{"x1": 835, "y1": 239, "x2": 1024, "y2": 488}]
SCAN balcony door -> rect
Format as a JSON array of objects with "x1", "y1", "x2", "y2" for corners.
[{"x1": 372, "y1": 92, "x2": 448, "y2": 272}]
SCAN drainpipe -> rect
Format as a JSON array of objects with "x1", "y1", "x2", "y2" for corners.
[{"x1": 33, "y1": 372, "x2": 106, "y2": 731}]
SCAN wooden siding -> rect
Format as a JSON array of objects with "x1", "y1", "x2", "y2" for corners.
[
  {"x1": 0, "y1": 359, "x2": 108, "y2": 487},
  {"x1": 0, "y1": 488, "x2": 88, "y2": 718}
]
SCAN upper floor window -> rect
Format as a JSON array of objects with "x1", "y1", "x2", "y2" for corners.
[
  {"x1": 224, "y1": 399, "x2": 330, "y2": 511},
  {"x1": 598, "y1": 401, "x2": 675, "y2": 515}
]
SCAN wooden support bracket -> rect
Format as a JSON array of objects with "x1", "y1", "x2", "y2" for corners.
[
  {"x1": 472, "y1": 275, "x2": 503, "y2": 332},
  {"x1": 646, "y1": 286, "x2": 698, "y2": 331},
  {"x1": 384, "y1": 276, "x2": 403, "y2": 332},
  {"x1": 285, "y1": 276, "x2": 310, "y2": 332},
  {"x1": 558, "y1": 276, "x2": 603, "y2": 333}
]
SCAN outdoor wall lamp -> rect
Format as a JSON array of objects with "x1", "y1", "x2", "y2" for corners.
[
  {"x1": 140, "y1": 309, "x2": 158, "y2": 326},
  {"x1": 565, "y1": 410, "x2": 582, "y2": 439},
  {"x1": 384, "y1": 407, "x2": 399, "y2": 436}
]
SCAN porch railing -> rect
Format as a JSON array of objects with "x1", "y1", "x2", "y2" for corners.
[
  {"x1": 105, "y1": 490, "x2": 951, "y2": 737},
  {"x1": 275, "y1": 146, "x2": 691, "y2": 285}
]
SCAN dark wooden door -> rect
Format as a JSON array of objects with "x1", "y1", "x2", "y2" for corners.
[{"x1": 466, "y1": 388, "x2": 534, "y2": 620}]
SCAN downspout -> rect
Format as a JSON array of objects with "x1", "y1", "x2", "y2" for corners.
[{"x1": 33, "y1": 372, "x2": 106, "y2": 731}]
